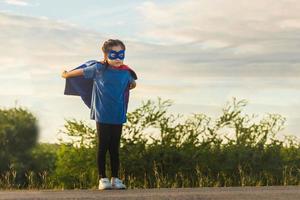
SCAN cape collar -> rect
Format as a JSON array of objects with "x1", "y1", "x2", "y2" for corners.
[{"x1": 109, "y1": 64, "x2": 132, "y2": 70}]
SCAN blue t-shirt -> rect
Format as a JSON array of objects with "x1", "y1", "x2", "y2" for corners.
[{"x1": 82, "y1": 61, "x2": 134, "y2": 124}]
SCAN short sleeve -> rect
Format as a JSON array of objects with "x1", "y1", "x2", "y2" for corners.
[{"x1": 83, "y1": 61, "x2": 102, "y2": 79}]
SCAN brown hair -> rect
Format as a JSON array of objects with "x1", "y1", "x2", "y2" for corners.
[{"x1": 101, "y1": 39, "x2": 126, "y2": 68}]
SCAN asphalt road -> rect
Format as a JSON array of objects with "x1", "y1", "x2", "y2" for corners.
[{"x1": 0, "y1": 186, "x2": 299, "y2": 200}]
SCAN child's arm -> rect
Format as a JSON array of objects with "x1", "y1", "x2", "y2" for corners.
[
  {"x1": 61, "y1": 69, "x2": 84, "y2": 78},
  {"x1": 129, "y1": 80, "x2": 136, "y2": 90}
]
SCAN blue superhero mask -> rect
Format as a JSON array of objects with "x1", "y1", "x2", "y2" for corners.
[{"x1": 108, "y1": 49, "x2": 125, "y2": 60}]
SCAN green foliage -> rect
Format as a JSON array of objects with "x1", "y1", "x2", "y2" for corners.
[
  {"x1": 0, "y1": 107, "x2": 39, "y2": 188},
  {"x1": 28, "y1": 143, "x2": 59, "y2": 189},
  {"x1": 53, "y1": 143, "x2": 98, "y2": 189},
  {"x1": 1, "y1": 97, "x2": 300, "y2": 189},
  {"x1": 53, "y1": 119, "x2": 98, "y2": 189},
  {"x1": 0, "y1": 107, "x2": 38, "y2": 170},
  {"x1": 52, "y1": 97, "x2": 300, "y2": 189}
]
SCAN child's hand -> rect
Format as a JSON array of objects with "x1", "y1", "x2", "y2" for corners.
[
  {"x1": 129, "y1": 80, "x2": 136, "y2": 90},
  {"x1": 61, "y1": 70, "x2": 68, "y2": 78},
  {"x1": 61, "y1": 69, "x2": 83, "y2": 78}
]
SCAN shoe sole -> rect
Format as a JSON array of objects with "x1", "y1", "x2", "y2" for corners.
[
  {"x1": 112, "y1": 187, "x2": 126, "y2": 190},
  {"x1": 98, "y1": 187, "x2": 113, "y2": 190},
  {"x1": 99, "y1": 188, "x2": 126, "y2": 190},
  {"x1": 98, "y1": 185, "x2": 113, "y2": 190}
]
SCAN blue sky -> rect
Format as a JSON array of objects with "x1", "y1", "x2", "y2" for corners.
[
  {"x1": 0, "y1": 0, "x2": 300, "y2": 143},
  {"x1": 0, "y1": 0, "x2": 176, "y2": 43}
]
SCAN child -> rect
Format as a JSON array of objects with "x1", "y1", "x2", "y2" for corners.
[{"x1": 61, "y1": 39, "x2": 137, "y2": 190}]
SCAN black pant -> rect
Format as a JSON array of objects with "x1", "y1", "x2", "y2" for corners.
[{"x1": 96, "y1": 122, "x2": 123, "y2": 178}]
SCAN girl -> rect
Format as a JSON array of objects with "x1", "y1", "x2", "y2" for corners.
[{"x1": 61, "y1": 39, "x2": 137, "y2": 190}]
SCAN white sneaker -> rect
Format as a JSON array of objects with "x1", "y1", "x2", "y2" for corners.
[
  {"x1": 111, "y1": 177, "x2": 126, "y2": 189},
  {"x1": 98, "y1": 178, "x2": 112, "y2": 190}
]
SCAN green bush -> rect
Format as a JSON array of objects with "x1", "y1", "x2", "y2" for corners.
[
  {"x1": 0, "y1": 107, "x2": 38, "y2": 188},
  {"x1": 1, "y1": 97, "x2": 300, "y2": 189},
  {"x1": 53, "y1": 97, "x2": 300, "y2": 188}
]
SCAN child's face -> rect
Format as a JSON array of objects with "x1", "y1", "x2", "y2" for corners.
[{"x1": 106, "y1": 45, "x2": 125, "y2": 67}]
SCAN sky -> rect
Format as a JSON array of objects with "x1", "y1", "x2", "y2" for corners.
[{"x1": 0, "y1": 0, "x2": 299, "y2": 143}]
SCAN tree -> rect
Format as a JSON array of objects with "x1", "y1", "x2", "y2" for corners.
[{"x1": 0, "y1": 107, "x2": 38, "y2": 186}]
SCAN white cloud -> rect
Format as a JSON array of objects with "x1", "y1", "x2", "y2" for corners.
[
  {"x1": 0, "y1": 12, "x2": 106, "y2": 71},
  {"x1": 5, "y1": 0, "x2": 29, "y2": 6},
  {"x1": 0, "y1": 11, "x2": 299, "y2": 142},
  {"x1": 136, "y1": 0, "x2": 300, "y2": 52},
  {"x1": 278, "y1": 19, "x2": 300, "y2": 29}
]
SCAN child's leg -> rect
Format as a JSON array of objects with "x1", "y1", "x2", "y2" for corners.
[
  {"x1": 96, "y1": 122, "x2": 111, "y2": 179},
  {"x1": 108, "y1": 124, "x2": 123, "y2": 178}
]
